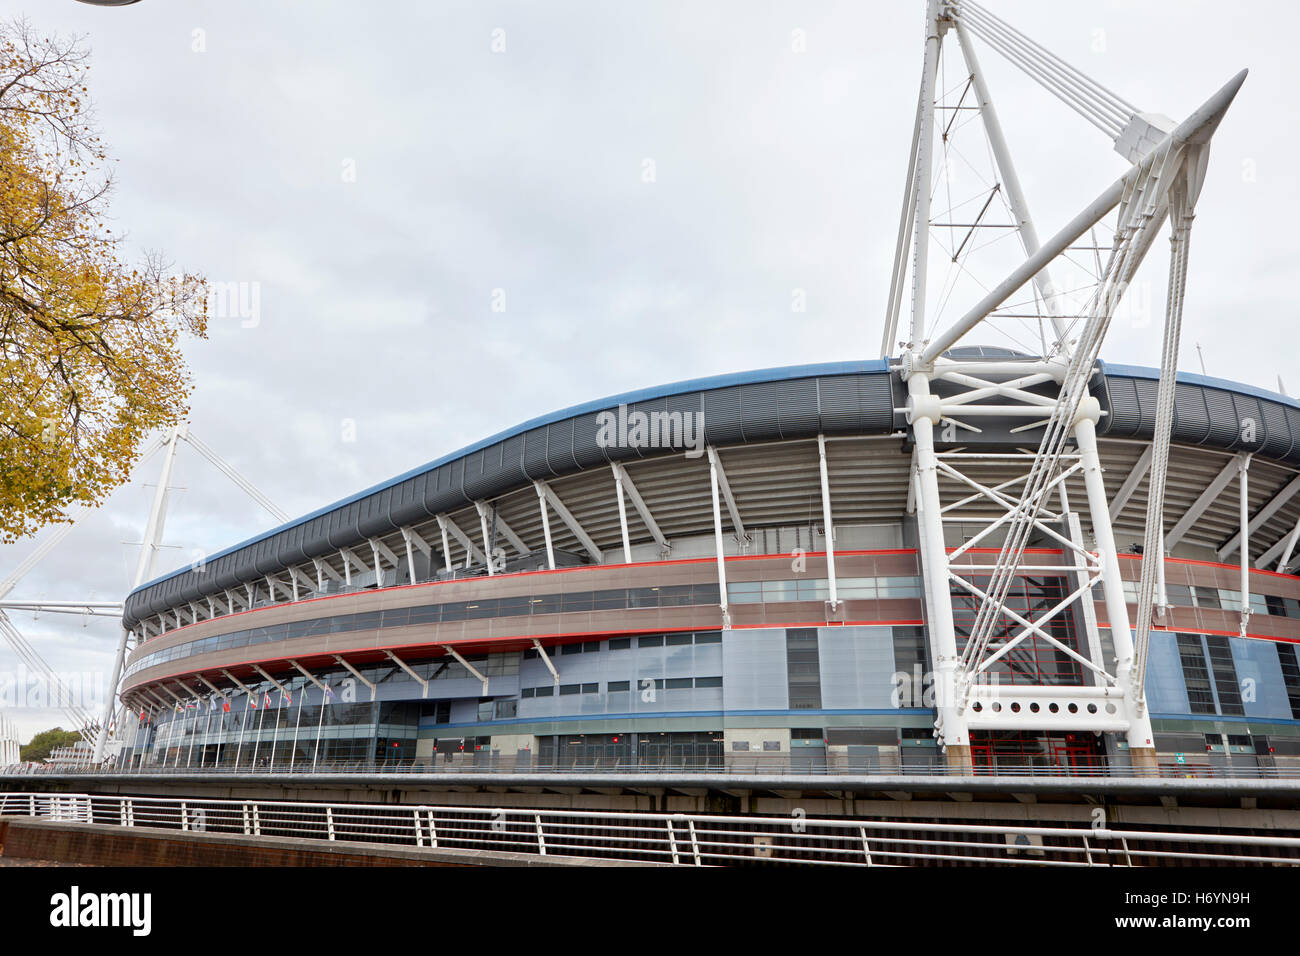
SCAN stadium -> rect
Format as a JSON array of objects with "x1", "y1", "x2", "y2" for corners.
[{"x1": 109, "y1": 353, "x2": 1300, "y2": 777}]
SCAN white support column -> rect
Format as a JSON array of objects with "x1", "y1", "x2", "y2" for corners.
[
  {"x1": 534, "y1": 480, "x2": 602, "y2": 564},
  {"x1": 1268, "y1": 518, "x2": 1300, "y2": 572},
  {"x1": 816, "y1": 434, "x2": 839, "y2": 610},
  {"x1": 441, "y1": 645, "x2": 489, "y2": 695},
  {"x1": 370, "y1": 539, "x2": 386, "y2": 587},
  {"x1": 705, "y1": 447, "x2": 747, "y2": 548},
  {"x1": 437, "y1": 519, "x2": 454, "y2": 574},
  {"x1": 612, "y1": 466, "x2": 633, "y2": 564},
  {"x1": 531, "y1": 639, "x2": 560, "y2": 685},
  {"x1": 534, "y1": 484, "x2": 556, "y2": 570},
  {"x1": 708, "y1": 446, "x2": 731, "y2": 629},
  {"x1": 1218, "y1": 472, "x2": 1300, "y2": 561},
  {"x1": 435, "y1": 514, "x2": 485, "y2": 568},
  {"x1": 384, "y1": 650, "x2": 429, "y2": 698},
  {"x1": 906, "y1": 371, "x2": 967, "y2": 762},
  {"x1": 1074, "y1": 403, "x2": 1156, "y2": 758},
  {"x1": 1165, "y1": 455, "x2": 1243, "y2": 549},
  {"x1": 474, "y1": 502, "x2": 497, "y2": 576},
  {"x1": 611, "y1": 462, "x2": 670, "y2": 557},
  {"x1": 1239, "y1": 454, "x2": 1252, "y2": 636},
  {"x1": 332, "y1": 656, "x2": 376, "y2": 701}
]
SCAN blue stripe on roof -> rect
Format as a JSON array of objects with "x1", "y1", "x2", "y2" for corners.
[
  {"x1": 134, "y1": 359, "x2": 890, "y2": 594},
  {"x1": 1097, "y1": 360, "x2": 1300, "y2": 410}
]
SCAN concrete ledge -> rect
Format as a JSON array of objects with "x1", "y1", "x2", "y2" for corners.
[
  {"x1": 0, "y1": 817, "x2": 647, "y2": 867},
  {"x1": 6, "y1": 771, "x2": 1300, "y2": 799}
]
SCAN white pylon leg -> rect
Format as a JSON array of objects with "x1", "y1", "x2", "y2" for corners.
[
  {"x1": 94, "y1": 425, "x2": 184, "y2": 763},
  {"x1": 906, "y1": 370, "x2": 969, "y2": 761},
  {"x1": 1073, "y1": 401, "x2": 1155, "y2": 757}
]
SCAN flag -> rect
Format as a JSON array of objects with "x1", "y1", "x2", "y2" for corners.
[
  {"x1": 222, "y1": 699, "x2": 231, "y2": 713},
  {"x1": 248, "y1": 694, "x2": 257, "y2": 710},
  {"x1": 281, "y1": 689, "x2": 292, "y2": 707},
  {"x1": 263, "y1": 692, "x2": 273, "y2": 709},
  {"x1": 323, "y1": 684, "x2": 335, "y2": 699}
]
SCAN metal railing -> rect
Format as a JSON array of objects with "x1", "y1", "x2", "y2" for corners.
[
  {"x1": 6, "y1": 752, "x2": 1300, "y2": 780},
  {"x1": 2, "y1": 791, "x2": 1298, "y2": 866}
]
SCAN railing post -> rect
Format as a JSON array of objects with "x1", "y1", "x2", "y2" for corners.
[
  {"x1": 427, "y1": 810, "x2": 438, "y2": 848},
  {"x1": 413, "y1": 808, "x2": 423, "y2": 847},
  {"x1": 241, "y1": 803, "x2": 251, "y2": 835},
  {"x1": 1082, "y1": 835, "x2": 1093, "y2": 865},
  {"x1": 127, "y1": 799, "x2": 134, "y2": 828},
  {"x1": 252, "y1": 803, "x2": 261, "y2": 836},
  {"x1": 687, "y1": 818, "x2": 702, "y2": 866},
  {"x1": 860, "y1": 826, "x2": 873, "y2": 866},
  {"x1": 180, "y1": 802, "x2": 188, "y2": 832},
  {"x1": 535, "y1": 813, "x2": 546, "y2": 856},
  {"x1": 667, "y1": 818, "x2": 680, "y2": 865},
  {"x1": 326, "y1": 806, "x2": 335, "y2": 841}
]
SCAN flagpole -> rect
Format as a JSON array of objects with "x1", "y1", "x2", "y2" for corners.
[
  {"x1": 172, "y1": 707, "x2": 183, "y2": 768},
  {"x1": 269, "y1": 689, "x2": 285, "y2": 771},
  {"x1": 290, "y1": 682, "x2": 305, "y2": 772},
  {"x1": 252, "y1": 687, "x2": 267, "y2": 768},
  {"x1": 234, "y1": 692, "x2": 250, "y2": 768},
  {"x1": 186, "y1": 699, "x2": 200, "y2": 768},
  {"x1": 312, "y1": 684, "x2": 328, "y2": 772},
  {"x1": 198, "y1": 696, "x2": 214, "y2": 768}
]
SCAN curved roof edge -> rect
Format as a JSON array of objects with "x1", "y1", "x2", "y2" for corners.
[{"x1": 133, "y1": 359, "x2": 889, "y2": 594}]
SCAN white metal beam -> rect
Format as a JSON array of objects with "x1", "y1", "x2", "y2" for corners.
[
  {"x1": 1165, "y1": 455, "x2": 1244, "y2": 549},
  {"x1": 1217, "y1": 472, "x2": 1300, "y2": 561},
  {"x1": 705, "y1": 447, "x2": 747, "y2": 544},
  {"x1": 332, "y1": 656, "x2": 376, "y2": 701},
  {"x1": 532, "y1": 639, "x2": 560, "y2": 685},
  {"x1": 534, "y1": 480, "x2": 603, "y2": 564},
  {"x1": 384, "y1": 650, "x2": 428, "y2": 697},
  {"x1": 610, "y1": 462, "x2": 670, "y2": 556},
  {"x1": 436, "y1": 514, "x2": 485, "y2": 567},
  {"x1": 1108, "y1": 446, "x2": 1152, "y2": 521},
  {"x1": 442, "y1": 645, "x2": 489, "y2": 694}
]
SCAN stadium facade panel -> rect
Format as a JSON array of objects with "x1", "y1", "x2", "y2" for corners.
[{"x1": 112, "y1": 359, "x2": 1300, "y2": 773}]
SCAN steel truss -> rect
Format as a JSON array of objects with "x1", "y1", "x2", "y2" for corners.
[{"x1": 890, "y1": 1, "x2": 1246, "y2": 767}]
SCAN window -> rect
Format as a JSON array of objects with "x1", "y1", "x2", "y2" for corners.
[
  {"x1": 666, "y1": 633, "x2": 692, "y2": 646},
  {"x1": 1176, "y1": 634, "x2": 1216, "y2": 715},
  {"x1": 608, "y1": 681, "x2": 630, "y2": 692},
  {"x1": 495, "y1": 699, "x2": 517, "y2": 719},
  {"x1": 791, "y1": 727, "x2": 823, "y2": 741},
  {"x1": 1205, "y1": 635, "x2": 1243, "y2": 716},
  {"x1": 694, "y1": 631, "x2": 722, "y2": 645},
  {"x1": 786, "y1": 628, "x2": 822, "y2": 710},
  {"x1": 521, "y1": 687, "x2": 535, "y2": 699},
  {"x1": 559, "y1": 684, "x2": 581, "y2": 696},
  {"x1": 477, "y1": 698, "x2": 493, "y2": 721},
  {"x1": 638, "y1": 635, "x2": 664, "y2": 648},
  {"x1": 608, "y1": 638, "x2": 631, "y2": 650},
  {"x1": 1193, "y1": 586, "x2": 1221, "y2": 610},
  {"x1": 581, "y1": 683, "x2": 599, "y2": 695},
  {"x1": 694, "y1": 676, "x2": 722, "y2": 688},
  {"x1": 1278, "y1": 643, "x2": 1300, "y2": 719},
  {"x1": 534, "y1": 685, "x2": 554, "y2": 698},
  {"x1": 665, "y1": 678, "x2": 693, "y2": 689},
  {"x1": 560, "y1": 643, "x2": 583, "y2": 655}
]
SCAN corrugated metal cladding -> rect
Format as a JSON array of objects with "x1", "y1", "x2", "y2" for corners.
[
  {"x1": 122, "y1": 365, "x2": 1294, "y2": 629},
  {"x1": 1096, "y1": 371, "x2": 1300, "y2": 463},
  {"x1": 122, "y1": 369, "x2": 902, "y2": 627}
]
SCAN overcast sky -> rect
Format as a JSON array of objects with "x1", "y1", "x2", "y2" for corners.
[{"x1": 0, "y1": 0, "x2": 1294, "y2": 742}]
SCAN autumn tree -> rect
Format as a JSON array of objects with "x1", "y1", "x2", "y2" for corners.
[{"x1": 0, "y1": 17, "x2": 207, "y2": 542}]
